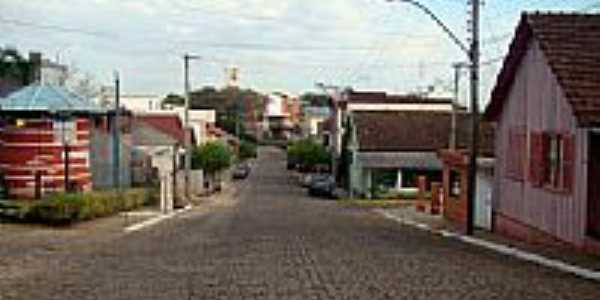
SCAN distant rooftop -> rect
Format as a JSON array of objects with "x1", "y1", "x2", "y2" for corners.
[
  {"x1": 0, "y1": 83, "x2": 104, "y2": 114},
  {"x1": 344, "y1": 90, "x2": 452, "y2": 105}
]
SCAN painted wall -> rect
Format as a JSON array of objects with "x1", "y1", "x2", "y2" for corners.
[
  {"x1": 0, "y1": 117, "x2": 92, "y2": 198},
  {"x1": 493, "y1": 38, "x2": 587, "y2": 245},
  {"x1": 89, "y1": 122, "x2": 132, "y2": 189}
]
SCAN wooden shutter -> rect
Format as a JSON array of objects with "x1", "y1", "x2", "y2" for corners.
[
  {"x1": 507, "y1": 129, "x2": 515, "y2": 178},
  {"x1": 562, "y1": 134, "x2": 575, "y2": 192},
  {"x1": 529, "y1": 132, "x2": 543, "y2": 186},
  {"x1": 540, "y1": 132, "x2": 550, "y2": 185},
  {"x1": 517, "y1": 129, "x2": 527, "y2": 180}
]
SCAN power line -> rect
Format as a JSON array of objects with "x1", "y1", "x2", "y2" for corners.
[{"x1": 0, "y1": 17, "x2": 116, "y2": 39}]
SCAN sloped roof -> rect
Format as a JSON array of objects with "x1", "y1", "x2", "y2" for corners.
[
  {"x1": 485, "y1": 12, "x2": 600, "y2": 126},
  {"x1": 132, "y1": 119, "x2": 178, "y2": 146},
  {"x1": 353, "y1": 110, "x2": 495, "y2": 156},
  {"x1": 135, "y1": 113, "x2": 185, "y2": 144},
  {"x1": 353, "y1": 111, "x2": 471, "y2": 152},
  {"x1": 0, "y1": 83, "x2": 103, "y2": 113},
  {"x1": 346, "y1": 91, "x2": 452, "y2": 104}
]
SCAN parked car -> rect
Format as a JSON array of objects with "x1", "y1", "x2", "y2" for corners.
[
  {"x1": 308, "y1": 174, "x2": 336, "y2": 199},
  {"x1": 232, "y1": 163, "x2": 251, "y2": 180}
]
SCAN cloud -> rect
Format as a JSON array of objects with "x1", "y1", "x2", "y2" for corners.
[
  {"x1": 122, "y1": 1, "x2": 158, "y2": 15},
  {"x1": 1, "y1": 0, "x2": 544, "y2": 96}
]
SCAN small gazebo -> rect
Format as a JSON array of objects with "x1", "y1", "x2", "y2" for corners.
[{"x1": 0, "y1": 83, "x2": 104, "y2": 199}]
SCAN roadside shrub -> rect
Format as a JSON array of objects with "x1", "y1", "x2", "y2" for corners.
[
  {"x1": 238, "y1": 139, "x2": 257, "y2": 161},
  {"x1": 287, "y1": 138, "x2": 330, "y2": 172},
  {"x1": 192, "y1": 141, "x2": 234, "y2": 173},
  {"x1": 20, "y1": 188, "x2": 154, "y2": 225}
]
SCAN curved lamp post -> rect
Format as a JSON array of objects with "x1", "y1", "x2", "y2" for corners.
[{"x1": 385, "y1": 0, "x2": 480, "y2": 235}]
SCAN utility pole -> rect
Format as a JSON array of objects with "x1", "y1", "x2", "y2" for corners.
[
  {"x1": 466, "y1": 0, "x2": 480, "y2": 236},
  {"x1": 385, "y1": 0, "x2": 479, "y2": 235},
  {"x1": 112, "y1": 71, "x2": 120, "y2": 189},
  {"x1": 183, "y1": 54, "x2": 200, "y2": 203}
]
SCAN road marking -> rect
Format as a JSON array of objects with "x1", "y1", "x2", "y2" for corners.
[
  {"x1": 124, "y1": 205, "x2": 192, "y2": 233},
  {"x1": 376, "y1": 209, "x2": 600, "y2": 282}
]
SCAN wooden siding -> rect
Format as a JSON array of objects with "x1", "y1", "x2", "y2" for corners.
[{"x1": 493, "y1": 39, "x2": 587, "y2": 245}]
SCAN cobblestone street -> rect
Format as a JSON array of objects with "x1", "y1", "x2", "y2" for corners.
[{"x1": 1, "y1": 147, "x2": 599, "y2": 299}]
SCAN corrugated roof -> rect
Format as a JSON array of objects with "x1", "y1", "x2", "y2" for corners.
[{"x1": 0, "y1": 83, "x2": 103, "y2": 113}]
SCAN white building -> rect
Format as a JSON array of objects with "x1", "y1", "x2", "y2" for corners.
[{"x1": 40, "y1": 59, "x2": 68, "y2": 86}]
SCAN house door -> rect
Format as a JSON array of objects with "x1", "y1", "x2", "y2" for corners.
[
  {"x1": 588, "y1": 133, "x2": 600, "y2": 238},
  {"x1": 475, "y1": 173, "x2": 492, "y2": 230}
]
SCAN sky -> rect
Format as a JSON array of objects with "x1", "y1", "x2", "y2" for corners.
[{"x1": 1, "y1": 0, "x2": 598, "y2": 108}]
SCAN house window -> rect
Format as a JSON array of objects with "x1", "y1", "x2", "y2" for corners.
[
  {"x1": 529, "y1": 131, "x2": 575, "y2": 192},
  {"x1": 449, "y1": 170, "x2": 461, "y2": 198},
  {"x1": 53, "y1": 119, "x2": 76, "y2": 144},
  {"x1": 545, "y1": 134, "x2": 563, "y2": 186},
  {"x1": 506, "y1": 126, "x2": 527, "y2": 181}
]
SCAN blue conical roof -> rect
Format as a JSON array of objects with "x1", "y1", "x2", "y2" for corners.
[{"x1": 0, "y1": 83, "x2": 104, "y2": 114}]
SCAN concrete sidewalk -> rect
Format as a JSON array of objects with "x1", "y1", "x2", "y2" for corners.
[{"x1": 376, "y1": 206, "x2": 600, "y2": 281}]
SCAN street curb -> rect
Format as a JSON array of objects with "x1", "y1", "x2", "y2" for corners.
[
  {"x1": 375, "y1": 209, "x2": 600, "y2": 282},
  {"x1": 124, "y1": 205, "x2": 193, "y2": 233}
]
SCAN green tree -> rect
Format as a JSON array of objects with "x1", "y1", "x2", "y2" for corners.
[
  {"x1": 0, "y1": 48, "x2": 32, "y2": 85},
  {"x1": 161, "y1": 93, "x2": 185, "y2": 108},
  {"x1": 165, "y1": 85, "x2": 267, "y2": 137},
  {"x1": 192, "y1": 142, "x2": 234, "y2": 174},
  {"x1": 238, "y1": 140, "x2": 257, "y2": 161},
  {"x1": 300, "y1": 92, "x2": 332, "y2": 107},
  {"x1": 287, "y1": 138, "x2": 330, "y2": 172}
]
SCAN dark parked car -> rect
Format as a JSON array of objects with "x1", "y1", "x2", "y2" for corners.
[
  {"x1": 308, "y1": 174, "x2": 336, "y2": 199},
  {"x1": 232, "y1": 163, "x2": 251, "y2": 180}
]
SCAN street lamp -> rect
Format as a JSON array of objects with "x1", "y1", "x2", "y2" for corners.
[{"x1": 385, "y1": 0, "x2": 480, "y2": 235}]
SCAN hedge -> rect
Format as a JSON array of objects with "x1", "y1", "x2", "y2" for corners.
[{"x1": 14, "y1": 188, "x2": 157, "y2": 225}]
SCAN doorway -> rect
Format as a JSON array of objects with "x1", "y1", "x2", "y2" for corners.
[
  {"x1": 587, "y1": 132, "x2": 600, "y2": 238},
  {"x1": 475, "y1": 171, "x2": 493, "y2": 231}
]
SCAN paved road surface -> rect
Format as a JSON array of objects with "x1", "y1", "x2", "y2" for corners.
[{"x1": 1, "y1": 147, "x2": 599, "y2": 299}]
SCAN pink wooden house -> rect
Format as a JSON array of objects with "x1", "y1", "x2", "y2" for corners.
[{"x1": 485, "y1": 13, "x2": 600, "y2": 253}]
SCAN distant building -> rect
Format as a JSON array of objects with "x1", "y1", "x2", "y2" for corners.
[
  {"x1": 302, "y1": 106, "x2": 330, "y2": 138},
  {"x1": 103, "y1": 94, "x2": 162, "y2": 112},
  {"x1": 329, "y1": 90, "x2": 457, "y2": 180},
  {"x1": 264, "y1": 92, "x2": 301, "y2": 140},
  {"x1": 347, "y1": 110, "x2": 470, "y2": 199},
  {"x1": 40, "y1": 58, "x2": 68, "y2": 86}
]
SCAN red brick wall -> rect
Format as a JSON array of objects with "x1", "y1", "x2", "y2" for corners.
[{"x1": 441, "y1": 150, "x2": 469, "y2": 229}]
